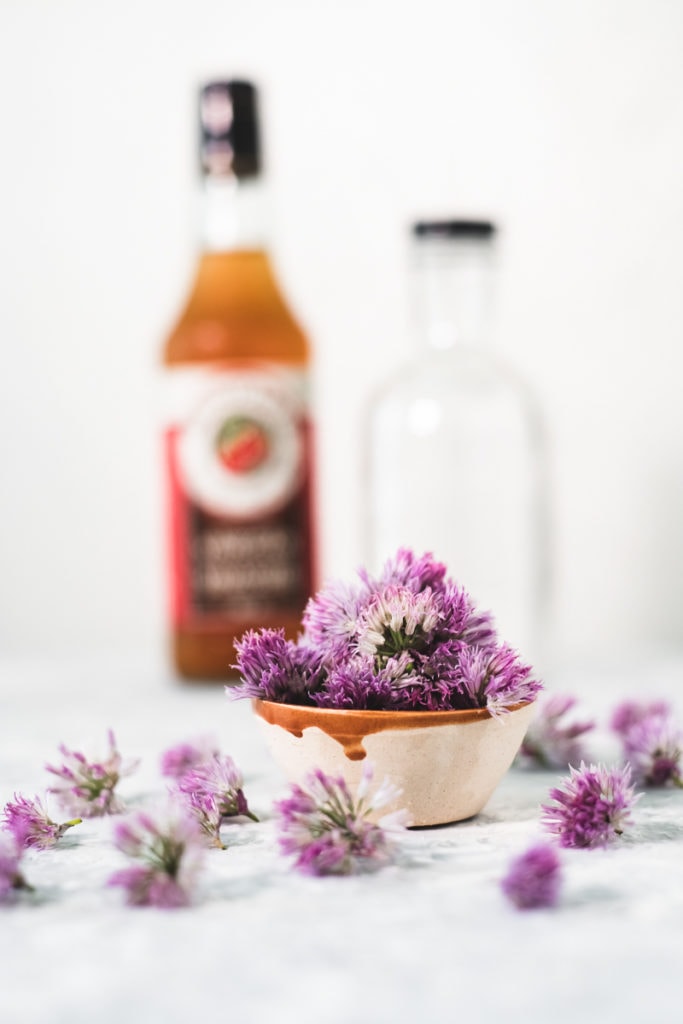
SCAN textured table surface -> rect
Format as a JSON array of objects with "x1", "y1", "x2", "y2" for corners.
[{"x1": 1, "y1": 651, "x2": 682, "y2": 1024}]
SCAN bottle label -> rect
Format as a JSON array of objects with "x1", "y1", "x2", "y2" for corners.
[{"x1": 164, "y1": 364, "x2": 315, "y2": 628}]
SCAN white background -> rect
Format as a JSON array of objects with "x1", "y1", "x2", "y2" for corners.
[{"x1": 0, "y1": 0, "x2": 682, "y2": 670}]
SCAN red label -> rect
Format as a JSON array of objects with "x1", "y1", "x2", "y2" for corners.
[{"x1": 164, "y1": 370, "x2": 316, "y2": 628}]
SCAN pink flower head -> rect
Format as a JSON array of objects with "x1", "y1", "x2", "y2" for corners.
[
  {"x1": 501, "y1": 843, "x2": 563, "y2": 910},
  {"x1": 232, "y1": 628, "x2": 326, "y2": 704},
  {"x1": 0, "y1": 832, "x2": 31, "y2": 901},
  {"x1": 356, "y1": 584, "x2": 441, "y2": 661},
  {"x1": 175, "y1": 754, "x2": 258, "y2": 846},
  {"x1": 542, "y1": 762, "x2": 637, "y2": 849},
  {"x1": 46, "y1": 729, "x2": 138, "y2": 818},
  {"x1": 518, "y1": 694, "x2": 595, "y2": 769},
  {"x1": 177, "y1": 790, "x2": 224, "y2": 849},
  {"x1": 108, "y1": 800, "x2": 204, "y2": 908},
  {"x1": 2, "y1": 794, "x2": 81, "y2": 850},
  {"x1": 311, "y1": 657, "x2": 400, "y2": 711},
  {"x1": 302, "y1": 578, "x2": 367, "y2": 661},
  {"x1": 456, "y1": 643, "x2": 541, "y2": 718},
  {"x1": 610, "y1": 699, "x2": 671, "y2": 738},
  {"x1": 622, "y1": 716, "x2": 683, "y2": 788},
  {"x1": 177, "y1": 754, "x2": 257, "y2": 821},
  {"x1": 369, "y1": 548, "x2": 449, "y2": 595},
  {"x1": 439, "y1": 582, "x2": 497, "y2": 649},
  {"x1": 160, "y1": 736, "x2": 220, "y2": 781},
  {"x1": 274, "y1": 765, "x2": 409, "y2": 877}
]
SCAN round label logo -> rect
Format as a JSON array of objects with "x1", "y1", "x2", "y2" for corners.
[
  {"x1": 177, "y1": 381, "x2": 303, "y2": 518},
  {"x1": 215, "y1": 416, "x2": 270, "y2": 474}
]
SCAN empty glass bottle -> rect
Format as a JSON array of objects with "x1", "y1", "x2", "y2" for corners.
[{"x1": 364, "y1": 219, "x2": 549, "y2": 662}]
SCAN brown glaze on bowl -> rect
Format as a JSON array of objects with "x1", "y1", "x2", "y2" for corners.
[
  {"x1": 251, "y1": 698, "x2": 537, "y2": 827},
  {"x1": 254, "y1": 699, "x2": 530, "y2": 761}
]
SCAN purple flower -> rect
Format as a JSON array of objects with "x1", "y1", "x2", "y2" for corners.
[
  {"x1": 439, "y1": 582, "x2": 497, "y2": 648},
  {"x1": 108, "y1": 801, "x2": 204, "y2": 908},
  {"x1": 232, "y1": 629, "x2": 326, "y2": 704},
  {"x1": 610, "y1": 699, "x2": 683, "y2": 788},
  {"x1": 456, "y1": 644, "x2": 541, "y2": 717},
  {"x1": 384, "y1": 651, "x2": 459, "y2": 712},
  {"x1": 369, "y1": 548, "x2": 449, "y2": 595},
  {"x1": 2, "y1": 794, "x2": 81, "y2": 850},
  {"x1": 177, "y1": 791, "x2": 225, "y2": 849},
  {"x1": 542, "y1": 762, "x2": 637, "y2": 849},
  {"x1": 160, "y1": 736, "x2": 219, "y2": 781},
  {"x1": 302, "y1": 578, "x2": 367, "y2": 661},
  {"x1": 610, "y1": 699, "x2": 671, "y2": 738},
  {"x1": 621, "y1": 716, "x2": 683, "y2": 788},
  {"x1": 108, "y1": 865, "x2": 192, "y2": 908},
  {"x1": 518, "y1": 694, "x2": 595, "y2": 769},
  {"x1": 356, "y1": 585, "x2": 441, "y2": 661},
  {"x1": 311, "y1": 658, "x2": 399, "y2": 710},
  {"x1": 501, "y1": 843, "x2": 562, "y2": 910},
  {"x1": 46, "y1": 730, "x2": 138, "y2": 818},
  {"x1": 274, "y1": 765, "x2": 409, "y2": 876},
  {"x1": 232, "y1": 549, "x2": 544, "y2": 713},
  {"x1": 176, "y1": 754, "x2": 257, "y2": 847},
  {"x1": 0, "y1": 832, "x2": 31, "y2": 901}
]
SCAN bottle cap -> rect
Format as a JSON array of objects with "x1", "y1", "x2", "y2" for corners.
[
  {"x1": 199, "y1": 80, "x2": 261, "y2": 179},
  {"x1": 412, "y1": 219, "x2": 497, "y2": 240}
]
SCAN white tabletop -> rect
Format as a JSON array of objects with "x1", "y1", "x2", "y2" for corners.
[{"x1": 1, "y1": 651, "x2": 682, "y2": 1024}]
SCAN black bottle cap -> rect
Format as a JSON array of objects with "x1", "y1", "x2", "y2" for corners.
[
  {"x1": 412, "y1": 219, "x2": 497, "y2": 239},
  {"x1": 199, "y1": 80, "x2": 261, "y2": 179}
]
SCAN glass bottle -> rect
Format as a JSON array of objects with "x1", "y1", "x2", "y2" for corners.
[
  {"x1": 163, "y1": 80, "x2": 316, "y2": 681},
  {"x1": 364, "y1": 219, "x2": 548, "y2": 662}
]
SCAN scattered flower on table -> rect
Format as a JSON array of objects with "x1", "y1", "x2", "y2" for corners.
[
  {"x1": 108, "y1": 800, "x2": 204, "y2": 908},
  {"x1": 175, "y1": 754, "x2": 258, "y2": 847},
  {"x1": 274, "y1": 765, "x2": 409, "y2": 877},
  {"x1": 232, "y1": 548, "x2": 543, "y2": 713},
  {"x1": 620, "y1": 715, "x2": 682, "y2": 788},
  {"x1": 0, "y1": 832, "x2": 32, "y2": 901},
  {"x1": 46, "y1": 729, "x2": 138, "y2": 818},
  {"x1": 501, "y1": 843, "x2": 562, "y2": 910},
  {"x1": 541, "y1": 762, "x2": 637, "y2": 849},
  {"x1": 609, "y1": 698, "x2": 682, "y2": 788},
  {"x1": 2, "y1": 793, "x2": 81, "y2": 850},
  {"x1": 517, "y1": 694, "x2": 595, "y2": 769},
  {"x1": 177, "y1": 790, "x2": 225, "y2": 849},
  {"x1": 609, "y1": 699, "x2": 671, "y2": 738},
  {"x1": 160, "y1": 735, "x2": 220, "y2": 781}
]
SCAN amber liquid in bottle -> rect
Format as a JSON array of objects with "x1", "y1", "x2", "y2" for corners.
[{"x1": 163, "y1": 82, "x2": 316, "y2": 681}]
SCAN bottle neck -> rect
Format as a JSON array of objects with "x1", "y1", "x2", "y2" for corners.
[
  {"x1": 199, "y1": 174, "x2": 269, "y2": 253},
  {"x1": 411, "y1": 237, "x2": 496, "y2": 351}
]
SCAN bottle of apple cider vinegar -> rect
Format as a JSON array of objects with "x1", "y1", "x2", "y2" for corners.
[{"x1": 163, "y1": 80, "x2": 316, "y2": 681}]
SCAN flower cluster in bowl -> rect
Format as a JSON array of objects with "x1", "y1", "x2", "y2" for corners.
[{"x1": 233, "y1": 548, "x2": 542, "y2": 715}]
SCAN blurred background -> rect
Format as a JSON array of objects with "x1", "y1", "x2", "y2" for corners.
[{"x1": 1, "y1": 0, "x2": 682, "y2": 671}]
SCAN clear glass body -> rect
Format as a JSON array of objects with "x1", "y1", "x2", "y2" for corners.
[
  {"x1": 364, "y1": 232, "x2": 548, "y2": 663},
  {"x1": 163, "y1": 177, "x2": 315, "y2": 681}
]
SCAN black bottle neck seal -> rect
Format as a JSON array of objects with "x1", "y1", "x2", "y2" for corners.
[
  {"x1": 412, "y1": 219, "x2": 497, "y2": 241},
  {"x1": 199, "y1": 80, "x2": 261, "y2": 180}
]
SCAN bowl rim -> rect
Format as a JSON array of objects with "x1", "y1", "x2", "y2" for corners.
[{"x1": 253, "y1": 697, "x2": 534, "y2": 732}]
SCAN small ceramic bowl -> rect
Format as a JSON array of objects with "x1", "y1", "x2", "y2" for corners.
[{"x1": 253, "y1": 699, "x2": 536, "y2": 827}]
